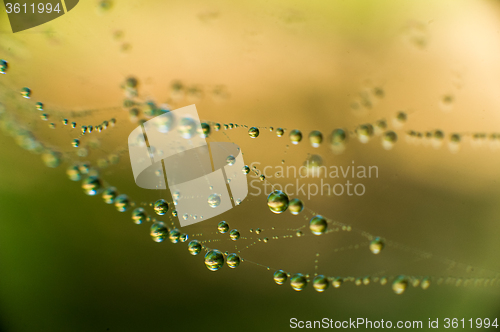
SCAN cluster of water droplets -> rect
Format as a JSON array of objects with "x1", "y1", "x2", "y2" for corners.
[{"x1": 1, "y1": 59, "x2": 499, "y2": 296}]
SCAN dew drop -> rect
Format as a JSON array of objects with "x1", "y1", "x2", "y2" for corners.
[
  {"x1": 218, "y1": 221, "x2": 229, "y2": 234},
  {"x1": 330, "y1": 128, "x2": 347, "y2": 154},
  {"x1": 356, "y1": 124, "x2": 374, "y2": 143},
  {"x1": 288, "y1": 198, "x2": 304, "y2": 215},
  {"x1": 226, "y1": 155, "x2": 236, "y2": 166},
  {"x1": 131, "y1": 207, "x2": 147, "y2": 224},
  {"x1": 229, "y1": 229, "x2": 240, "y2": 241},
  {"x1": 169, "y1": 229, "x2": 181, "y2": 243},
  {"x1": 289, "y1": 129, "x2": 302, "y2": 145},
  {"x1": 392, "y1": 275, "x2": 409, "y2": 294},
  {"x1": 200, "y1": 122, "x2": 211, "y2": 138},
  {"x1": 267, "y1": 190, "x2": 289, "y2": 214},
  {"x1": 153, "y1": 199, "x2": 169, "y2": 215},
  {"x1": 309, "y1": 215, "x2": 327, "y2": 235},
  {"x1": 248, "y1": 127, "x2": 260, "y2": 138},
  {"x1": 290, "y1": 273, "x2": 307, "y2": 291},
  {"x1": 150, "y1": 222, "x2": 168, "y2": 243},
  {"x1": 82, "y1": 176, "x2": 102, "y2": 196},
  {"x1": 313, "y1": 275, "x2": 329, "y2": 292},
  {"x1": 204, "y1": 249, "x2": 224, "y2": 271},
  {"x1": 66, "y1": 165, "x2": 82, "y2": 182},
  {"x1": 101, "y1": 187, "x2": 118, "y2": 204},
  {"x1": 369, "y1": 237, "x2": 385, "y2": 254},
  {"x1": 227, "y1": 253, "x2": 241, "y2": 268},
  {"x1": 273, "y1": 270, "x2": 288, "y2": 285},
  {"x1": 208, "y1": 193, "x2": 221, "y2": 208},
  {"x1": 382, "y1": 131, "x2": 397, "y2": 150},
  {"x1": 0, "y1": 59, "x2": 8, "y2": 74},
  {"x1": 332, "y1": 277, "x2": 343, "y2": 288},
  {"x1": 188, "y1": 240, "x2": 202, "y2": 255},
  {"x1": 21, "y1": 87, "x2": 31, "y2": 99},
  {"x1": 178, "y1": 117, "x2": 197, "y2": 139},
  {"x1": 309, "y1": 130, "x2": 323, "y2": 148},
  {"x1": 114, "y1": 194, "x2": 130, "y2": 212}
]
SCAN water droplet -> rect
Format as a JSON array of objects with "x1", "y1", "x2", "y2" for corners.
[
  {"x1": 290, "y1": 273, "x2": 307, "y2": 291},
  {"x1": 72, "y1": 139, "x2": 80, "y2": 148},
  {"x1": 309, "y1": 215, "x2": 327, "y2": 235},
  {"x1": 382, "y1": 131, "x2": 397, "y2": 150},
  {"x1": 132, "y1": 207, "x2": 147, "y2": 224},
  {"x1": 35, "y1": 102, "x2": 44, "y2": 111},
  {"x1": 289, "y1": 129, "x2": 302, "y2": 145},
  {"x1": 229, "y1": 229, "x2": 240, "y2": 241},
  {"x1": 421, "y1": 277, "x2": 431, "y2": 290},
  {"x1": 102, "y1": 187, "x2": 118, "y2": 204},
  {"x1": 395, "y1": 111, "x2": 407, "y2": 125},
  {"x1": 180, "y1": 233, "x2": 188, "y2": 242},
  {"x1": 392, "y1": 275, "x2": 408, "y2": 294},
  {"x1": 188, "y1": 240, "x2": 202, "y2": 255},
  {"x1": 330, "y1": 128, "x2": 347, "y2": 154},
  {"x1": 150, "y1": 222, "x2": 168, "y2": 242},
  {"x1": 214, "y1": 123, "x2": 221, "y2": 131},
  {"x1": 242, "y1": 165, "x2": 250, "y2": 174},
  {"x1": 154, "y1": 199, "x2": 169, "y2": 215},
  {"x1": 218, "y1": 221, "x2": 229, "y2": 234},
  {"x1": 380, "y1": 277, "x2": 388, "y2": 285},
  {"x1": 276, "y1": 128, "x2": 284, "y2": 137},
  {"x1": 227, "y1": 253, "x2": 241, "y2": 268},
  {"x1": 98, "y1": 0, "x2": 113, "y2": 12},
  {"x1": 66, "y1": 165, "x2": 81, "y2": 182},
  {"x1": 332, "y1": 277, "x2": 343, "y2": 288},
  {"x1": 178, "y1": 117, "x2": 197, "y2": 139},
  {"x1": 169, "y1": 229, "x2": 181, "y2": 243},
  {"x1": 313, "y1": 275, "x2": 329, "y2": 292},
  {"x1": 204, "y1": 249, "x2": 224, "y2": 271},
  {"x1": 0, "y1": 60, "x2": 8, "y2": 74},
  {"x1": 255, "y1": 228, "x2": 262, "y2": 234},
  {"x1": 208, "y1": 193, "x2": 221, "y2": 208},
  {"x1": 356, "y1": 124, "x2": 374, "y2": 143},
  {"x1": 296, "y1": 230, "x2": 303, "y2": 237},
  {"x1": 309, "y1": 130, "x2": 323, "y2": 148},
  {"x1": 369, "y1": 237, "x2": 385, "y2": 254},
  {"x1": 274, "y1": 270, "x2": 288, "y2": 285},
  {"x1": 288, "y1": 198, "x2": 304, "y2": 215},
  {"x1": 259, "y1": 175, "x2": 265, "y2": 181},
  {"x1": 21, "y1": 87, "x2": 31, "y2": 99},
  {"x1": 42, "y1": 150, "x2": 61, "y2": 168},
  {"x1": 114, "y1": 194, "x2": 130, "y2": 212},
  {"x1": 200, "y1": 122, "x2": 211, "y2": 138},
  {"x1": 248, "y1": 127, "x2": 260, "y2": 138},
  {"x1": 226, "y1": 155, "x2": 236, "y2": 166},
  {"x1": 267, "y1": 190, "x2": 289, "y2": 214},
  {"x1": 82, "y1": 176, "x2": 102, "y2": 196}
]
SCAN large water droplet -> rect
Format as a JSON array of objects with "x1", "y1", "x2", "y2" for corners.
[
  {"x1": 267, "y1": 190, "x2": 289, "y2": 214},
  {"x1": 205, "y1": 249, "x2": 224, "y2": 271},
  {"x1": 290, "y1": 273, "x2": 307, "y2": 291},
  {"x1": 154, "y1": 199, "x2": 169, "y2": 215},
  {"x1": 309, "y1": 215, "x2": 327, "y2": 235}
]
